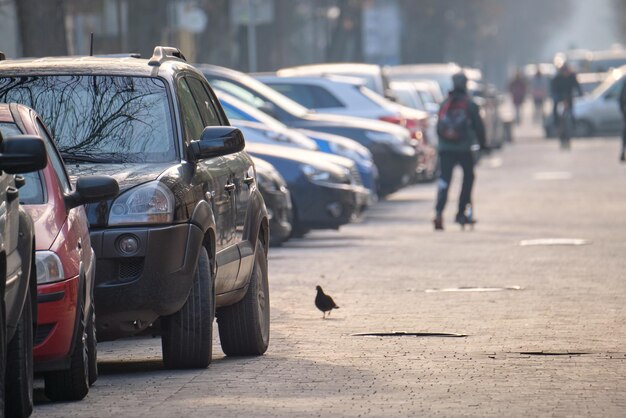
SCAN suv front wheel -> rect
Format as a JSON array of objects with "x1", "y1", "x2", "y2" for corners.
[
  {"x1": 161, "y1": 247, "x2": 214, "y2": 369},
  {"x1": 217, "y1": 240, "x2": 270, "y2": 356}
]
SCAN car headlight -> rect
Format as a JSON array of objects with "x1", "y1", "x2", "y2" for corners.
[
  {"x1": 36, "y1": 251, "x2": 65, "y2": 284},
  {"x1": 257, "y1": 172, "x2": 278, "y2": 192},
  {"x1": 302, "y1": 164, "x2": 332, "y2": 182},
  {"x1": 109, "y1": 181, "x2": 174, "y2": 225},
  {"x1": 328, "y1": 141, "x2": 365, "y2": 163}
]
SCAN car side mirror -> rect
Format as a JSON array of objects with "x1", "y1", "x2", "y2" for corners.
[
  {"x1": 0, "y1": 135, "x2": 47, "y2": 174},
  {"x1": 190, "y1": 126, "x2": 245, "y2": 160},
  {"x1": 65, "y1": 176, "x2": 119, "y2": 211}
]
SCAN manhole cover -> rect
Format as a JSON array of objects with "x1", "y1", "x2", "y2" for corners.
[
  {"x1": 351, "y1": 332, "x2": 467, "y2": 338},
  {"x1": 533, "y1": 171, "x2": 572, "y2": 180},
  {"x1": 519, "y1": 351, "x2": 590, "y2": 356},
  {"x1": 425, "y1": 286, "x2": 522, "y2": 293},
  {"x1": 519, "y1": 238, "x2": 590, "y2": 246}
]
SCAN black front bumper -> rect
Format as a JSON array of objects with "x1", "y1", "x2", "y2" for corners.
[
  {"x1": 89, "y1": 223, "x2": 204, "y2": 341},
  {"x1": 291, "y1": 181, "x2": 358, "y2": 230}
]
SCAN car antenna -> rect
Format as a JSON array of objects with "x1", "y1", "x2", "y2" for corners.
[{"x1": 89, "y1": 33, "x2": 94, "y2": 56}]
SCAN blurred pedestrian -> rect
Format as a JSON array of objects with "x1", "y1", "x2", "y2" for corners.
[
  {"x1": 433, "y1": 72, "x2": 487, "y2": 231},
  {"x1": 531, "y1": 67, "x2": 549, "y2": 123},
  {"x1": 508, "y1": 70, "x2": 527, "y2": 124},
  {"x1": 619, "y1": 82, "x2": 626, "y2": 162},
  {"x1": 550, "y1": 62, "x2": 582, "y2": 127}
]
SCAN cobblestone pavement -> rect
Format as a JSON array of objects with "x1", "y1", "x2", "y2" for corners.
[{"x1": 34, "y1": 127, "x2": 626, "y2": 417}]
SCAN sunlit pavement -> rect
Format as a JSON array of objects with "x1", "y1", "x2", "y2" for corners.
[{"x1": 33, "y1": 123, "x2": 626, "y2": 417}]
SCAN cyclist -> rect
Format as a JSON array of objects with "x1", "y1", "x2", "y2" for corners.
[{"x1": 550, "y1": 62, "x2": 582, "y2": 128}]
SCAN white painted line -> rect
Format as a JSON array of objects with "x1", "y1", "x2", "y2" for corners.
[
  {"x1": 533, "y1": 171, "x2": 573, "y2": 180},
  {"x1": 519, "y1": 238, "x2": 590, "y2": 246}
]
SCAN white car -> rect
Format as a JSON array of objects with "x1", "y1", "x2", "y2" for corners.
[
  {"x1": 571, "y1": 66, "x2": 625, "y2": 136},
  {"x1": 385, "y1": 63, "x2": 463, "y2": 99}
]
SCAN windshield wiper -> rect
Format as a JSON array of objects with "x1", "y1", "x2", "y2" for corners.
[{"x1": 61, "y1": 153, "x2": 127, "y2": 164}]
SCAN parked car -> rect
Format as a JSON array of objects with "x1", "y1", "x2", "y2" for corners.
[
  {"x1": 275, "y1": 62, "x2": 397, "y2": 101},
  {"x1": 0, "y1": 121, "x2": 47, "y2": 417},
  {"x1": 385, "y1": 63, "x2": 463, "y2": 99},
  {"x1": 545, "y1": 66, "x2": 625, "y2": 137},
  {"x1": 217, "y1": 90, "x2": 379, "y2": 198},
  {"x1": 252, "y1": 157, "x2": 292, "y2": 246},
  {"x1": 0, "y1": 104, "x2": 119, "y2": 401},
  {"x1": 244, "y1": 141, "x2": 367, "y2": 236},
  {"x1": 198, "y1": 64, "x2": 416, "y2": 196},
  {"x1": 0, "y1": 47, "x2": 271, "y2": 368},
  {"x1": 256, "y1": 74, "x2": 432, "y2": 145}
]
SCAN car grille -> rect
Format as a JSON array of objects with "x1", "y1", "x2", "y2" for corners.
[
  {"x1": 349, "y1": 165, "x2": 363, "y2": 186},
  {"x1": 34, "y1": 323, "x2": 55, "y2": 346},
  {"x1": 119, "y1": 258, "x2": 144, "y2": 281}
]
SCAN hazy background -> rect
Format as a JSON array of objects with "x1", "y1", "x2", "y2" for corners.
[{"x1": 1, "y1": 0, "x2": 625, "y2": 86}]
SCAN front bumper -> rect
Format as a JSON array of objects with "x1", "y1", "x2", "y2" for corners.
[
  {"x1": 89, "y1": 223, "x2": 204, "y2": 341},
  {"x1": 370, "y1": 147, "x2": 417, "y2": 196},
  {"x1": 260, "y1": 186, "x2": 293, "y2": 245},
  {"x1": 290, "y1": 180, "x2": 359, "y2": 230},
  {"x1": 34, "y1": 276, "x2": 80, "y2": 370}
]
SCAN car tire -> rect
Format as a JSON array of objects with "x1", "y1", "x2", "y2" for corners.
[
  {"x1": 44, "y1": 300, "x2": 90, "y2": 401},
  {"x1": 86, "y1": 307, "x2": 98, "y2": 386},
  {"x1": 217, "y1": 240, "x2": 270, "y2": 356},
  {"x1": 0, "y1": 292, "x2": 7, "y2": 414},
  {"x1": 161, "y1": 246, "x2": 214, "y2": 369},
  {"x1": 5, "y1": 288, "x2": 34, "y2": 417}
]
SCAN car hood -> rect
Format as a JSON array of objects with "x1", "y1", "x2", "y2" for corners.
[
  {"x1": 246, "y1": 143, "x2": 351, "y2": 176},
  {"x1": 66, "y1": 162, "x2": 173, "y2": 191},
  {"x1": 300, "y1": 111, "x2": 410, "y2": 134}
]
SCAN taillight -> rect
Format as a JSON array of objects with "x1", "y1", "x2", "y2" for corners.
[{"x1": 379, "y1": 115, "x2": 406, "y2": 126}]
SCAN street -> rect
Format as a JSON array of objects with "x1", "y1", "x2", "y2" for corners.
[{"x1": 33, "y1": 125, "x2": 626, "y2": 417}]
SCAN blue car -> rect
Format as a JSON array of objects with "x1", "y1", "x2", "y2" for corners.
[{"x1": 217, "y1": 90, "x2": 379, "y2": 199}]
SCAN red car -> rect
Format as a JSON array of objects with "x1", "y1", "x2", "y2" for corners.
[{"x1": 0, "y1": 104, "x2": 118, "y2": 401}]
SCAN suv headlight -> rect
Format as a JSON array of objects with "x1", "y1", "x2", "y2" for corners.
[
  {"x1": 36, "y1": 251, "x2": 65, "y2": 284},
  {"x1": 109, "y1": 181, "x2": 174, "y2": 225}
]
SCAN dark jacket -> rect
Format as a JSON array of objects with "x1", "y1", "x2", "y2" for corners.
[
  {"x1": 551, "y1": 72, "x2": 582, "y2": 102},
  {"x1": 437, "y1": 89, "x2": 486, "y2": 153}
]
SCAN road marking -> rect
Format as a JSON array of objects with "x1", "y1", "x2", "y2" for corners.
[
  {"x1": 533, "y1": 171, "x2": 572, "y2": 180},
  {"x1": 519, "y1": 238, "x2": 590, "y2": 246},
  {"x1": 424, "y1": 286, "x2": 523, "y2": 293}
]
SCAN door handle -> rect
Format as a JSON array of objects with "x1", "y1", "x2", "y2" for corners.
[
  {"x1": 224, "y1": 183, "x2": 236, "y2": 192},
  {"x1": 6, "y1": 186, "x2": 18, "y2": 202},
  {"x1": 244, "y1": 176, "x2": 255, "y2": 185}
]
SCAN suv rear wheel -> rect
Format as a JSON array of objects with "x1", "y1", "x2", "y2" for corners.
[
  {"x1": 217, "y1": 240, "x2": 270, "y2": 356},
  {"x1": 161, "y1": 247, "x2": 214, "y2": 369},
  {"x1": 5, "y1": 288, "x2": 34, "y2": 417}
]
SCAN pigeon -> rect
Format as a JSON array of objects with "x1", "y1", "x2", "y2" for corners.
[{"x1": 315, "y1": 285, "x2": 339, "y2": 319}]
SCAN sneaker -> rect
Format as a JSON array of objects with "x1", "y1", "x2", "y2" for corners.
[
  {"x1": 433, "y1": 216, "x2": 444, "y2": 231},
  {"x1": 455, "y1": 213, "x2": 476, "y2": 225}
]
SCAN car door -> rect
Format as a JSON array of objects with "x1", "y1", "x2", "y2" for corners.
[
  {"x1": 187, "y1": 75, "x2": 256, "y2": 288},
  {"x1": 597, "y1": 77, "x2": 625, "y2": 132},
  {"x1": 177, "y1": 75, "x2": 239, "y2": 294}
]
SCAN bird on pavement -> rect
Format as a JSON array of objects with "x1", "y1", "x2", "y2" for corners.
[{"x1": 315, "y1": 285, "x2": 339, "y2": 319}]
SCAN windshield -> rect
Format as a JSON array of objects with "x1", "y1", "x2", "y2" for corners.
[
  {"x1": 0, "y1": 75, "x2": 176, "y2": 163},
  {"x1": 588, "y1": 57, "x2": 626, "y2": 73},
  {"x1": 590, "y1": 70, "x2": 624, "y2": 99},
  {"x1": 206, "y1": 75, "x2": 310, "y2": 118}
]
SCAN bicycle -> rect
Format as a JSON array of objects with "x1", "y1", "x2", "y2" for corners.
[{"x1": 557, "y1": 100, "x2": 573, "y2": 150}]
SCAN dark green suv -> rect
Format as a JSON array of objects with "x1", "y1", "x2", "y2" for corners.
[{"x1": 0, "y1": 47, "x2": 270, "y2": 369}]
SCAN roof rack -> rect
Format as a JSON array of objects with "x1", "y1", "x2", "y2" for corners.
[
  {"x1": 95, "y1": 53, "x2": 141, "y2": 59},
  {"x1": 0, "y1": 52, "x2": 5, "y2": 61},
  {"x1": 148, "y1": 46, "x2": 187, "y2": 67}
]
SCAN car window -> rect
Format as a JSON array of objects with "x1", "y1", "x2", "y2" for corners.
[
  {"x1": 0, "y1": 122, "x2": 46, "y2": 204},
  {"x1": 176, "y1": 78, "x2": 205, "y2": 142},
  {"x1": 36, "y1": 119, "x2": 71, "y2": 193},
  {"x1": 269, "y1": 83, "x2": 344, "y2": 109},
  {"x1": 186, "y1": 77, "x2": 222, "y2": 127},
  {"x1": 0, "y1": 75, "x2": 176, "y2": 163}
]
